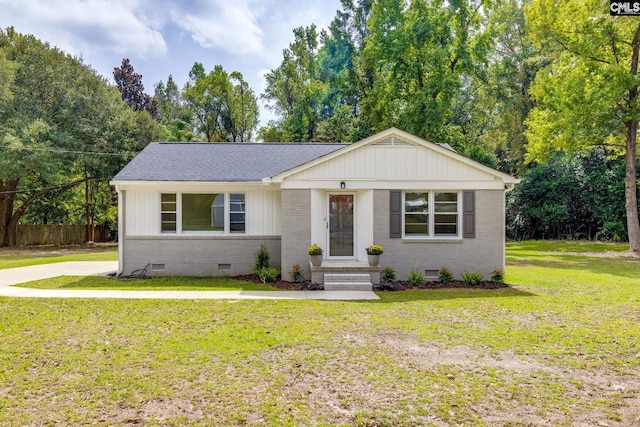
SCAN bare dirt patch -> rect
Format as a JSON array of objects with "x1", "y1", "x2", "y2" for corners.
[
  {"x1": 550, "y1": 250, "x2": 640, "y2": 259},
  {"x1": 379, "y1": 333, "x2": 640, "y2": 426}
]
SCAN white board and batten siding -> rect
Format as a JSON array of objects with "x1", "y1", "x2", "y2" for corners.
[
  {"x1": 280, "y1": 138, "x2": 507, "y2": 190},
  {"x1": 123, "y1": 186, "x2": 281, "y2": 236}
]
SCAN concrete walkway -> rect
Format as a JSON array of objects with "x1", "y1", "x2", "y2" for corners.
[{"x1": 0, "y1": 261, "x2": 379, "y2": 301}]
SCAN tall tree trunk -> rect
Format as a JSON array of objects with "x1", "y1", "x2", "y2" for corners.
[
  {"x1": 0, "y1": 179, "x2": 19, "y2": 247},
  {"x1": 625, "y1": 119, "x2": 640, "y2": 252}
]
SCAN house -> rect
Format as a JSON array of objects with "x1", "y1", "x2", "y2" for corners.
[{"x1": 110, "y1": 128, "x2": 518, "y2": 285}]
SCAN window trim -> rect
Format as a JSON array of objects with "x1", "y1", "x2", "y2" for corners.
[
  {"x1": 402, "y1": 190, "x2": 462, "y2": 239},
  {"x1": 160, "y1": 191, "x2": 246, "y2": 235}
]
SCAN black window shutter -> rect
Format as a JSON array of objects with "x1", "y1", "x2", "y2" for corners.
[
  {"x1": 463, "y1": 191, "x2": 475, "y2": 238},
  {"x1": 390, "y1": 190, "x2": 402, "y2": 238}
]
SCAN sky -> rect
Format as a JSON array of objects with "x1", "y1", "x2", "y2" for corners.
[{"x1": 0, "y1": 0, "x2": 343, "y2": 126}]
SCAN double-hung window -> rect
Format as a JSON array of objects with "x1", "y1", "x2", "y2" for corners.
[
  {"x1": 161, "y1": 194, "x2": 177, "y2": 233},
  {"x1": 160, "y1": 192, "x2": 246, "y2": 234},
  {"x1": 403, "y1": 191, "x2": 460, "y2": 238}
]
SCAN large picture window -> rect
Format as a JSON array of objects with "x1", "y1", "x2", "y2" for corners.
[
  {"x1": 403, "y1": 191, "x2": 459, "y2": 238},
  {"x1": 182, "y1": 193, "x2": 224, "y2": 232},
  {"x1": 160, "y1": 192, "x2": 245, "y2": 234}
]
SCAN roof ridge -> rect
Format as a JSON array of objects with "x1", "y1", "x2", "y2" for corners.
[{"x1": 155, "y1": 142, "x2": 349, "y2": 145}]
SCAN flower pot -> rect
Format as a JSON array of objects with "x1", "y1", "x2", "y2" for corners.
[
  {"x1": 310, "y1": 254, "x2": 323, "y2": 267},
  {"x1": 367, "y1": 254, "x2": 380, "y2": 266}
]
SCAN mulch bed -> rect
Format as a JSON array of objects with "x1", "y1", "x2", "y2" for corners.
[{"x1": 234, "y1": 274, "x2": 508, "y2": 291}]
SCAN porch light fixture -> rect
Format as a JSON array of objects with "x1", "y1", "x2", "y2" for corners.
[{"x1": 340, "y1": 181, "x2": 346, "y2": 189}]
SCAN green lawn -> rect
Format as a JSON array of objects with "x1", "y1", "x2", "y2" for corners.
[
  {"x1": 0, "y1": 245, "x2": 118, "y2": 269},
  {"x1": 1, "y1": 241, "x2": 639, "y2": 426},
  {"x1": 17, "y1": 275, "x2": 278, "y2": 291}
]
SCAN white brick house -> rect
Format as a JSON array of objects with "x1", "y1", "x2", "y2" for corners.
[{"x1": 110, "y1": 128, "x2": 518, "y2": 282}]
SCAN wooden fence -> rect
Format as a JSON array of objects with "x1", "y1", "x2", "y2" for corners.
[{"x1": 16, "y1": 225, "x2": 111, "y2": 246}]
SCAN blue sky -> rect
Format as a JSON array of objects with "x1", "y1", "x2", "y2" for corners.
[{"x1": 0, "y1": 0, "x2": 343, "y2": 126}]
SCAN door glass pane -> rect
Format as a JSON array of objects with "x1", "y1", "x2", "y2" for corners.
[{"x1": 329, "y1": 195, "x2": 354, "y2": 257}]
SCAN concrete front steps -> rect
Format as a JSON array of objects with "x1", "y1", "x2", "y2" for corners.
[
  {"x1": 310, "y1": 261, "x2": 381, "y2": 291},
  {"x1": 324, "y1": 273, "x2": 373, "y2": 291}
]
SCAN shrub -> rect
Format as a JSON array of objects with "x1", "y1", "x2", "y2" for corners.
[
  {"x1": 366, "y1": 244, "x2": 384, "y2": 255},
  {"x1": 382, "y1": 267, "x2": 396, "y2": 283},
  {"x1": 257, "y1": 267, "x2": 279, "y2": 283},
  {"x1": 491, "y1": 268, "x2": 504, "y2": 284},
  {"x1": 307, "y1": 244, "x2": 323, "y2": 255},
  {"x1": 254, "y1": 244, "x2": 270, "y2": 272},
  {"x1": 462, "y1": 270, "x2": 483, "y2": 286},
  {"x1": 408, "y1": 268, "x2": 426, "y2": 286},
  {"x1": 290, "y1": 264, "x2": 304, "y2": 283},
  {"x1": 438, "y1": 267, "x2": 454, "y2": 284}
]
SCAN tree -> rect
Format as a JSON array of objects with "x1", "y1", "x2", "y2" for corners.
[
  {"x1": 448, "y1": 0, "x2": 537, "y2": 174},
  {"x1": 262, "y1": 25, "x2": 328, "y2": 141},
  {"x1": 183, "y1": 63, "x2": 259, "y2": 142},
  {"x1": 114, "y1": 58, "x2": 159, "y2": 120},
  {"x1": 0, "y1": 28, "x2": 162, "y2": 246},
  {"x1": 154, "y1": 75, "x2": 195, "y2": 141},
  {"x1": 507, "y1": 150, "x2": 628, "y2": 240},
  {"x1": 525, "y1": 0, "x2": 640, "y2": 250},
  {"x1": 360, "y1": 0, "x2": 494, "y2": 147}
]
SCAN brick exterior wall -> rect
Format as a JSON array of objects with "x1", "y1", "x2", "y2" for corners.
[
  {"x1": 122, "y1": 236, "x2": 280, "y2": 277},
  {"x1": 280, "y1": 189, "x2": 313, "y2": 280},
  {"x1": 373, "y1": 189, "x2": 505, "y2": 280}
]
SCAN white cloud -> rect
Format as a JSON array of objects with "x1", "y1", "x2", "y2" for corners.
[
  {"x1": 171, "y1": 1, "x2": 264, "y2": 55},
  {"x1": 0, "y1": 0, "x2": 167, "y2": 56}
]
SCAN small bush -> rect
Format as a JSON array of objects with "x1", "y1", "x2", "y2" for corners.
[
  {"x1": 257, "y1": 266, "x2": 279, "y2": 283},
  {"x1": 491, "y1": 268, "x2": 504, "y2": 284},
  {"x1": 382, "y1": 267, "x2": 396, "y2": 283},
  {"x1": 438, "y1": 267, "x2": 454, "y2": 284},
  {"x1": 254, "y1": 244, "x2": 270, "y2": 272},
  {"x1": 462, "y1": 270, "x2": 483, "y2": 286},
  {"x1": 408, "y1": 268, "x2": 426, "y2": 286},
  {"x1": 290, "y1": 264, "x2": 304, "y2": 283}
]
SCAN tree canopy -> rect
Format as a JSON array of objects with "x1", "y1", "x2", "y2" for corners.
[
  {"x1": 525, "y1": 0, "x2": 640, "y2": 250},
  {"x1": 0, "y1": 27, "x2": 163, "y2": 246},
  {"x1": 182, "y1": 63, "x2": 259, "y2": 142}
]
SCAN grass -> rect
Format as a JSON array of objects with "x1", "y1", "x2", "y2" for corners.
[
  {"x1": 1, "y1": 240, "x2": 640, "y2": 426},
  {"x1": 0, "y1": 245, "x2": 117, "y2": 269},
  {"x1": 17, "y1": 275, "x2": 278, "y2": 291}
]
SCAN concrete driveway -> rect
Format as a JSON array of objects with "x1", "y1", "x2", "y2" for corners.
[{"x1": 0, "y1": 261, "x2": 379, "y2": 300}]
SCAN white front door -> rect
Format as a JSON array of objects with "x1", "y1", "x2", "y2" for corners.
[{"x1": 327, "y1": 193, "x2": 355, "y2": 258}]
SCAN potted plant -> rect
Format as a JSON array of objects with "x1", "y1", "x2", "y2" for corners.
[
  {"x1": 366, "y1": 244, "x2": 384, "y2": 266},
  {"x1": 307, "y1": 244, "x2": 323, "y2": 266}
]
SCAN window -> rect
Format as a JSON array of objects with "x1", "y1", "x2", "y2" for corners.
[
  {"x1": 404, "y1": 192, "x2": 429, "y2": 236},
  {"x1": 434, "y1": 192, "x2": 458, "y2": 236},
  {"x1": 161, "y1": 193, "x2": 177, "y2": 233},
  {"x1": 229, "y1": 193, "x2": 246, "y2": 233},
  {"x1": 161, "y1": 192, "x2": 245, "y2": 234},
  {"x1": 403, "y1": 191, "x2": 459, "y2": 238},
  {"x1": 182, "y1": 193, "x2": 224, "y2": 232}
]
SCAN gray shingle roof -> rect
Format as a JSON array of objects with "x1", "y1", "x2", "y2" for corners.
[{"x1": 112, "y1": 142, "x2": 348, "y2": 182}]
